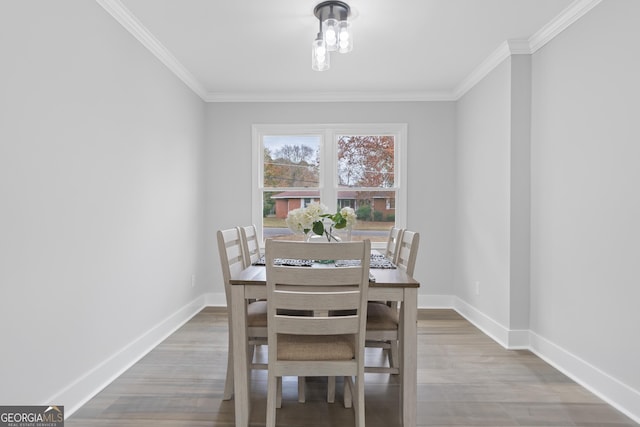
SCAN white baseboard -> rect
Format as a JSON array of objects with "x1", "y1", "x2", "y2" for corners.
[
  {"x1": 529, "y1": 331, "x2": 640, "y2": 424},
  {"x1": 453, "y1": 297, "x2": 505, "y2": 342},
  {"x1": 50, "y1": 295, "x2": 207, "y2": 417},
  {"x1": 451, "y1": 296, "x2": 639, "y2": 424},
  {"x1": 204, "y1": 292, "x2": 227, "y2": 307},
  {"x1": 417, "y1": 294, "x2": 455, "y2": 308}
]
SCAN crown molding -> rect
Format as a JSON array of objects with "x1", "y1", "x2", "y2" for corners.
[
  {"x1": 506, "y1": 39, "x2": 533, "y2": 55},
  {"x1": 98, "y1": 0, "x2": 601, "y2": 103},
  {"x1": 453, "y1": 0, "x2": 602, "y2": 100},
  {"x1": 96, "y1": 0, "x2": 208, "y2": 100},
  {"x1": 205, "y1": 90, "x2": 457, "y2": 103},
  {"x1": 529, "y1": 0, "x2": 603, "y2": 53},
  {"x1": 453, "y1": 40, "x2": 526, "y2": 99}
]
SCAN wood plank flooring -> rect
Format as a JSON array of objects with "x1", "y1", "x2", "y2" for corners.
[{"x1": 66, "y1": 308, "x2": 637, "y2": 426}]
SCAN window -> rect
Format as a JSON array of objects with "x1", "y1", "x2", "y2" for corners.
[
  {"x1": 252, "y1": 124, "x2": 407, "y2": 249},
  {"x1": 386, "y1": 198, "x2": 395, "y2": 210}
]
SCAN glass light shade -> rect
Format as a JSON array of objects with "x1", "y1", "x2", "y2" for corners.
[
  {"x1": 322, "y1": 18, "x2": 339, "y2": 51},
  {"x1": 312, "y1": 37, "x2": 330, "y2": 71},
  {"x1": 337, "y1": 20, "x2": 352, "y2": 53}
]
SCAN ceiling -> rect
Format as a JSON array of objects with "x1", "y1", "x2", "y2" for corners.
[{"x1": 100, "y1": 0, "x2": 594, "y2": 102}]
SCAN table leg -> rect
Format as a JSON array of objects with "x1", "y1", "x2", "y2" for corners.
[
  {"x1": 232, "y1": 285, "x2": 250, "y2": 427},
  {"x1": 401, "y1": 288, "x2": 417, "y2": 427}
]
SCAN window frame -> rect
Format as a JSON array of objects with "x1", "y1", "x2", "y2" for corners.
[{"x1": 252, "y1": 123, "x2": 407, "y2": 250}]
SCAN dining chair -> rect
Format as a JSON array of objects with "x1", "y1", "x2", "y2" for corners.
[
  {"x1": 265, "y1": 239, "x2": 370, "y2": 427},
  {"x1": 365, "y1": 230, "x2": 420, "y2": 374},
  {"x1": 239, "y1": 224, "x2": 262, "y2": 267},
  {"x1": 361, "y1": 226, "x2": 402, "y2": 372},
  {"x1": 395, "y1": 230, "x2": 420, "y2": 275},
  {"x1": 239, "y1": 224, "x2": 265, "y2": 307},
  {"x1": 217, "y1": 227, "x2": 268, "y2": 400},
  {"x1": 384, "y1": 226, "x2": 404, "y2": 263},
  {"x1": 371, "y1": 225, "x2": 404, "y2": 357}
]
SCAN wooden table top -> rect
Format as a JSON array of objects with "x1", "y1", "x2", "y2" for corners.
[{"x1": 230, "y1": 264, "x2": 420, "y2": 288}]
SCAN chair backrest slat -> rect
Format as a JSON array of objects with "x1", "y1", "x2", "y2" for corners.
[
  {"x1": 217, "y1": 228, "x2": 245, "y2": 306},
  {"x1": 274, "y1": 288, "x2": 360, "y2": 311},
  {"x1": 275, "y1": 316, "x2": 360, "y2": 336},
  {"x1": 396, "y1": 230, "x2": 420, "y2": 277},
  {"x1": 270, "y1": 267, "x2": 363, "y2": 287},
  {"x1": 240, "y1": 224, "x2": 262, "y2": 267},
  {"x1": 384, "y1": 227, "x2": 404, "y2": 263}
]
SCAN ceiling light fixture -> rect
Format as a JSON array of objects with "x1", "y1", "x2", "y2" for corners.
[{"x1": 312, "y1": 1, "x2": 352, "y2": 71}]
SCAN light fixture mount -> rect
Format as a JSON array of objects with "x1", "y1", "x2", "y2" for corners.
[
  {"x1": 311, "y1": 1, "x2": 353, "y2": 71},
  {"x1": 313, "y1": 1, "x2": 351, "y2": 22}
]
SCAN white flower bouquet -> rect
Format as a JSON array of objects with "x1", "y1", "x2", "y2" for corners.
[{"x1": 286, "y1": 202, "x2": 356, "y2": 242}]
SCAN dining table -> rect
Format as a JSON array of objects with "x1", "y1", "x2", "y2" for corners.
[{"x1": 228, "y1": 254, "x2": 420, "y2": 427}]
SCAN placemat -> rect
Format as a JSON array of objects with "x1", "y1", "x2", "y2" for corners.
[{"x1": 254, "y1": 253, "x2": 396, "y2": 269}]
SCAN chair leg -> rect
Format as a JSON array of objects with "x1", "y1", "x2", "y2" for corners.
[
  {"x1": 355, "y1": 375, "x2": 365, "y2": 427},
  {"x1": 277, "y1": 377, "x2": 283, "y2": 409},
  {"x1": 248, "y1": 343, "x2": 256, "y2": 366},
  {"x1": 389, "y1": 340, "x2": 399, "y2": 371},
  {"x1": 343, "y1": 376, "x2": 353, "y2": 409},
  {"x1": 223, "y1": 334, "x2": 234, "y2": 400},
  {"x1": 298, "y1": 376, "x2": 306, "y2": 403},
  {"x1": 327, "y1": 376, "x2": 336, "y2": 403},
  {"x1": 266, "y1": 374, "x2": 278, "y2": 427}
]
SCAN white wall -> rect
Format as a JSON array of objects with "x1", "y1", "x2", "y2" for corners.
[
  {"x1": 454, "y1": 58, "x2": 513, "y2": 327},
  {"x1": 530, "y1": 0, "x2": 640, "y2": 416},
  {"x1": 204, "y1": 102, "x2": 456, "y2": 305},
  {"x1": 455, "y1": 0, "x2": 640, "y2": 420},
  {"x1": 0, "y1": 0, "x2": 206, "y2": 412}
]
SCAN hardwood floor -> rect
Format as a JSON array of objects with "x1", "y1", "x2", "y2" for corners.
[{"x1": 66, "y1": 308, "x2": 637, "y2": 426}]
